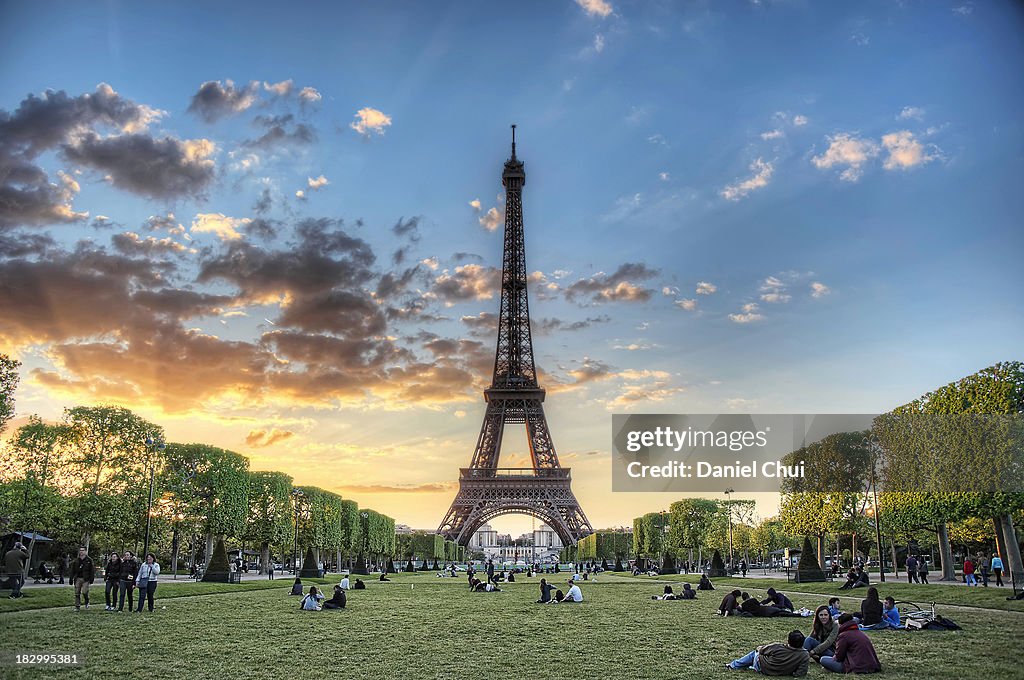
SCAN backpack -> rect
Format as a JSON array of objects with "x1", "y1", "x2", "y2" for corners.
[{"x1": 924, "y1": 615, "x2": 962, "y2": 631}]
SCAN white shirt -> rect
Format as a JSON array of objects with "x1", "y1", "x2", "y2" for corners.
[
  {"x1": 138, "y1": 562, "x2": 160, "y2": 582},
  {"x1": 565, "y1": 584, "x2": 583, "y2": 602},
  {"x1": 340, "y1": 577, "x2": 350, "y2": 589}
]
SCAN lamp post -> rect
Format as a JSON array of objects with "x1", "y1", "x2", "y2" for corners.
[
  {"x1": 863, "y1": 436, "x2": 886, "y2": 582},
  {"x1": 290, "y1": 489, "x2": 304, "y2": 574},
  {"x1": 725, "y1": 488, "x2": 735, "y2": 571},
  {"x1": 142, "y1": 435, "x2": 165, "y2": 560}
]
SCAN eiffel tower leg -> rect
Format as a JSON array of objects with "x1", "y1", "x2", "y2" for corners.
[
  {"x1": 469, "y1": 401, "x2": 506, "y2": 470},
  {"x1": 525, "y1": 403, "x2": 559, "y2": 469}
]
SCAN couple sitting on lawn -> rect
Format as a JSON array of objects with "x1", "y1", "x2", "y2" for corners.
[
  {"x1": 298, "y1": 585, "x2": 347, "y2": 611},
  {"x1": 719, "y1": 588, "x2": 805, "y2": 618},
  {"x1": 727, "y1": 613, "x2": 881, "y2": 675},
  {"x1": 652, "y1": 584, "x2": 696, "y2": 600}
]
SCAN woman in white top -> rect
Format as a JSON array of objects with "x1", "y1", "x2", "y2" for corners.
[
  {"x1": 300, "y1": 585, "x2": 325, "y2": 610},
  {"x1": 135, "y1": 553, "x2": 161, "y2": 612},
  {"x1": 339, "y1": 575, "x2": 350, "y2": 590}
]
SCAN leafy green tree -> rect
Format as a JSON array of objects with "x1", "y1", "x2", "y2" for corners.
[
  {"x1": 0, "y1": 354, "x2": 20, "y2": 435},
  {"x1": 62, "y1": 405, "x2": 163, "y2": 550},
  {"x1": 339, "y1": 499, "x2": 362, "y2": 569},
  {"x1": 668, "y1": 498, "x2": 718, "y2": 567},
  {"x1": 245, "y1": 471, "x2": 294, "y2": 574}
]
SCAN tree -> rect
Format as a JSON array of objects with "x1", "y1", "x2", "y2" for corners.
[
  {"x1": 339, "y1": 500, "x2": 362, "y2": 569},
  {"x1": 62, "y1": 405, "x2": 163, "y2": 550},
  {"x1": 0, "y1": 354, "x2": 20, "y2": 435},
  {"x1": 202, "y1": 537, "x2": 232, "y2": 582},
  {"x1": 668, "y1": 498, "x2": 718, "y2": 567},
  {"x1": 795, "y1": 536, "x2": 826, "y2": 582},
  {"x1": 245, "y1": 471, "x2": 293, "y2": 574}
]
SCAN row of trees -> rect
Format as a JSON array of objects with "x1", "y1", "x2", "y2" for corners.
[
  {"x1": 0, "y1": 354, "x2": 399, "y2": 574},
  {"x1": 395, "y1": 531, "x2": 466, "y2": 569}
]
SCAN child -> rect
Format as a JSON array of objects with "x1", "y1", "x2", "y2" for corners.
[{"x1": 828, "y1": 597, "x2": 842, "y2": 619}]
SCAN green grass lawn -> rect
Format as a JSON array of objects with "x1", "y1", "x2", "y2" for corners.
[{"x1": 2, "y1": 572, "x2": 1022, "y2": 678}]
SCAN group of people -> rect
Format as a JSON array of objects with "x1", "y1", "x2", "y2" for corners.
[
  {"x1": 717, "y1": 587, "x2": 807, "y2": 618},
  {"x1": 962, "y1": 553, "x2": 1005, "y2": 587},
  {"x1": 652, "y1": 584, "x2": 697, "y2": 600},
  {"x1": 95, "y1": 548, "x2": 162, "y2": 612},
  {"x1": 291, "y1": 574, "x2": 367, "y2": 611},
  {"x1": 536, "y1": 577, "x2": 583, "y2": 603},
  {"x1": 902, "y1": 555, "x2": 931, "y2": 584},
  {"x1": 838, "y1": 565, "x2": 871, "y2": 590}
]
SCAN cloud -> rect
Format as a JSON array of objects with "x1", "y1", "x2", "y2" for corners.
[
  {"x1": 534, "y1": 315, "x2": 611, "y2": 334},
  {"x1": 350, "y1": 107, "x2": 392, "y2": 136},
  {"x1": 695, "y1": 281, "x2": 717, "y2": 295},
  {"x1": 760, "y1": 129, "x2": 784, "y2": 140},
  {"x1": 111, "y1": 231, "x2": 191, "y2": 257},
  {"x1": 188, "y1": 79, "x2": 259, "y2": 122},
  {"x1": 674, "y1": 298, "x2": 697, "y2": 311},
  {"x1": 658, "y1": 172, "x2": 669, "y2": 181},
  {"x1": 810, "y1": 281, "x2": 831, "y2": 298},
  {"x1": 593, "y1": 34, "x2": 606, "y2": 53},
  {"x1": 576, "y1": 0, "x2": 613, "y2": 17},
  {"x1": 897, "y1": 106, "x2": 926, "y2": 121},
  {"x1": 63, "y1": 133, "x2": 217, "y2": 200},
  {"x1": 245, "y1": 428, "x2": 295, "y2": 447},
  {"x1": 811, "y1": 133, "x2": 879, "y2": 182},
  {"x1": 468, "y1": 199, "x2": 482, "y2": 212},
  {"x1": 307, "y1": 174, "x2": 329, "y2": 190},
  {"x1": 647, "y1": 134, "x2": 668, "y2": 147},
  {"x1": 478, "y1": 206, "x2": 503, "y2": 231},
  {"x1": 720, "y1": 158, "x2": 774, "y2": 201},
  {"x1": 298, "y1": 87, "x2": 322, "y2": 104},
  {"x1": 191, "y1": 213, "x2": 250, "y2": 241},
  {"x1": 564, "y1": 262, "x2": 659, "y2": 304},
  {"x1": 952, "y1": 3, "x2": 973, "y2": 16},
  {"x1": 262, "y1": 80, "x2": 294, "y2": 97},
  {"x1": 850, "y1": 32, "x2": 870, "y2": 46},
  {"x1": 729, "y1": 302, "x2": 764, "y2": 323},
  {"x1": 759, "y1": 275, "x2": 791, "y2": 303},
  {"x1": 881, "y1": 131, "x2": 937, "y2": 171},
  {"x1": 430, "y1": 264, "x2": 501, "y2": 303},
  {"x1": 244, "y1": 114, "x2": 316, "y2": 150},
  {"x1": 793, "y1": 115, "x2": 808, "y2": 126},
  {"x1": 335, "y1": 482, "x2": 457, "y2": 494}
]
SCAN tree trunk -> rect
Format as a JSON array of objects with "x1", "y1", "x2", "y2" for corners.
[
  {"x1": 205, "y1": 532, "x2": 215, "y2": 566},
  {"x1": 816, "y1": 534, "x2": 826, "y2": 569},
  {"x1": 336, "y1": 549, "x2": 343, "y2": 573},
  {"x1": 171, "y1": 525, "x2": 180, "y2": 579},
  {"x1": 889, "y1": 536, "x2": 898, "y2": 579},
  {"x1": 260, "y1": 543, "x2": 271, "y2": 575},
  {"x1": 994, "y1": 517, "x2": 1008, "y2": 565},
  {"x1": 937, "y1": 523, "x2": 956, "y2": 581},
  {"x1": 998, "y1": 513, "x2": 1023, "y2": 585}
]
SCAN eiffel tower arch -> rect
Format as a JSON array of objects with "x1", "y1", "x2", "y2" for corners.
[{"x1": 438, "y1": 126, "x2": 593, "y2": 547}]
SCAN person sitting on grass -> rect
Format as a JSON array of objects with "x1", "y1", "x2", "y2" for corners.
[
  {"x1": 858, "y1": 587, "x2": 884, "y2": 627},
  {"x1": 560, "y1": 579, "x2": 583, "y2": 602},
  {"x1": 546, "y1": 589, "x2": 565, "y2": 604},
  {"x1": 339, "y1": 575, "x2": 350, "y2": 590},
  {"x1": 507, "y1": 571, "x2": 515, "y2": 583},
  {"x1": 698, "y1": 574, "x2": 715, "y2": 590},
  {"x1": 653, "y1": 585, "x2": 678, "y2": 601},
  {"x1": 379, "y1": 572, "x2": 390, "y2": 582},
  {"x1": 353, "y1": 579, "x2": 366, "y2": 590},
  {"x1": 839, "y1": 567, "x2": 858, "y2": 590},
  {"x1": 323, "y1": 585, "x2": 347, "y2": 609},
  {"x1": 289, "y1": 577, "x2": 303, "y2": 596},
  {"x1": 861, "y1": 596, "x2": 900, "y2": 630},
  {"x1": 300, "y1": 585, "x2": 324, "y2": 611},
  {"x1": 537, "y1": 578, "x2": 554, "y2": 603},
  {"x1": 680, "y1": 583, "x2": 697, "y2": 599},
  {"x1": 719, "y1": 589, "x2": 743, "y2": 616},
  {"x1": 828, "y1": 597, "x2": 843, "y2": 619},
  {"x1": 819, "y1": 614, "x2": 882, "y2": 674},
  {"x1": 726, "y1": 629, "x2": 809, "y2": 675},
  {"x1": 804, "y1": 605, "x2": 839, "y2": 660},
  {"x1": 761, "y1": 587, "x2": 795, "y2": 612}
]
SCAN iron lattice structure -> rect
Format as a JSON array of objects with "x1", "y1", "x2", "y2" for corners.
[{"x1": 438, "y1": 127, "x2": 593, "y2": 547}]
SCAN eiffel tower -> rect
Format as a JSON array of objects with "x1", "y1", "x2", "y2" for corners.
[{"x1": 438, "y1": 126, "x2": 593, "y2": 547}]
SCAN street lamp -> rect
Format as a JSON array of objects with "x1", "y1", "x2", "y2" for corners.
[
  {"x1": 142, "y1": 435, "x2": 165, "y2": 560},
  {"x1": 863, "y1": 436, "x2": 886, "y2": 582},
  {"x1": 725, "y1": 488, "x2": 735, "y2": 571},
  {"x1": 290, "y1": 489, "x2": 305, "y2": 574}
]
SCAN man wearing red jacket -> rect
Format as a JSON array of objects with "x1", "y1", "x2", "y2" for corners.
[{"x1": 819, "y1": 614, "x2": 882, "y2": 674}]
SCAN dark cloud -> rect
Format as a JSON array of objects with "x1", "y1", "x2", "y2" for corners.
[
  {"x1": 430, "y1": 264, "x2": 500, "y2": 303},
  {"x1": 188, "y1": 80, "x2": 258, "y2": 123},
  {"x1": 564, "y1": 262, "x2": 659, "y2": 304},
  {"x1": 391, "y1": 216, "x2": 420, "y2": 241},
  {"x1": 375, "y1": 265, "x2": 421, "y2": 300},
  {"x1": 0, "y1": 231, "x2": 55, "y2": 257},
  {"x1": 276, "y1": 290, "x2": 386, "y2": 337},
  {"x1": 252, "y1": 188, "x2": 272, "y2": 215},
  {"x1": 534, "y1": 315, "x2": 611, "y2": 335},
  {"x1": 132, "y1": 288, "x2": 232, "y2": 319},
  {"x1": 242, "y1": 118, "x2": 316, "y2": 150},
  {"x1": 452, "y1": 252, "x2": 484, "y2": 263},
  {"x1": 62, "y1": 132, "x2": 216, "y2": 200},
  {"x1": 460, "y1": 312, "x2": 497, "y2": 337},
  {"x1": 90, "y1": 216, "x2": 118, "y2": 230},
  {"x1": 243, "y1": 217, "x2": 278, "y2": 240},
  {"x1": 111, "y1": 231, "x2": 192, "y2": 258}
]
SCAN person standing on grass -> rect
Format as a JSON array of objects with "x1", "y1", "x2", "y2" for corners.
[
  {"x1": 118, "y1": 551, "x2": 138, "y2": 612},
  {"x1": 992, "y1": 554, "x2": 1004, "y2": 587},
  {"x1": 58, "y1": 553, "x2": 68, "y2": 584},
  {"x1": 964, "y1": 556, "x2": 977, "y2": 586},
  {"x1": 818, "y1": 614, "x2": 882, "y2": 674},
  {"x1": 103, "y1": 552, "x2": 122, "y2": 611},
  {"x1": 4, "y1": 541, "x2": 29, "y2": 599},
  {"x1": 70, "y1": 546, "x2": 94, "y2": 611},
  {"x1": 905, "y1": 554, "x2": 918, "y2": 584},
  {"x1": 979, "y1": 555, "x2": 991, "y2": 587},
  {"x1": 918, "y1": 557, "x2": 929, "y2": 584},
  {"x1": 135, "y1": 553, "x2": 160, "y2": 612},
  {"x1": 726, "y1": 629, "x2": 809, "y2": 675}
]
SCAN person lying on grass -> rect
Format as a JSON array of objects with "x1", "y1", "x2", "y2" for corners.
[
  {"x1": 726, "y1": 629, "x2": 809, "y2": 676},
  {"x1": 653, "y1": 585, "x2": 678, "y2": 600},
  {"x1": 299, "y1": 585, "x2": 324, "y2": 611},
  {"x1": 804, "y1": 605, "x2": 839, "y2": 660},
  {"x1": 761, "y1": 587, "x2": 795, "y2": 611},
  {"x1": 718, "y1": 589, "x2": 743, "y2": 616},
  {"x1": 739, "y1": 592, "x2": 803, "y2": 618},
  {"x1": 818, "y1": 613, "x2": 882, "y2": 674}
]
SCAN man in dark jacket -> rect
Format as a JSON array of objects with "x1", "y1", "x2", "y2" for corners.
[
  {"x1": 4, "y1": 541, "x2": 29, "y2": 599},
  {"x1": 719, "y1": 589, "x2": 743, "y2": 616},
  {"x1": 819, "y1": 614, "x2": 882, "y2": 674},
  {"x1": 69, "y1": 546, "x2": 95, "y2": 611},
  {"x1": 118, "y1": 551, "x2": 138, "y2": 612},
  {"x1": 727, "y1": 629, "x2": 809, "y2": 675},
  {"x1": 761, "y1": 587, "x2": 795, "y2": 611}
]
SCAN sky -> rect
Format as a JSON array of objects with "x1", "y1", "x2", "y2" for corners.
[{"x1": 1, "y1": 0, "x2": 1022, "y2": 537}]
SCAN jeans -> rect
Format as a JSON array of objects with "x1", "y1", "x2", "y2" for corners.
[
  {"x1": 860, "y1": 621, "x2": 889, "y2": 630},
  {"x1": 118, "y1": 580, "x2": 134, "y2": 610},
  {"x1": 105, "y1": 580, "x2": 118, "y2": 607},
  {"x1": 919, "y1": 571, "x2": 929, "y2": 584},
  {"x1": 136, "y1": 580, "x2": 157, "y2": 612},
  {"x1": 966, "y1": 573, "x2": 977, "y2": 586},
  {"x1": 10, "y1": 572, "x2": 24, "y2": 597},
  {"x1": 728, "y1": 650, "x2": 760, "y2": 671},
  {"x1": 820, "y1": 655, "x2": 844, "y2": 673},
  {"x1": 994, "y1": 568, "x2": 1003, "y2": 586},
  {"x1": 74, "y1": 578, "x2": 91, "y2": 608}
]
